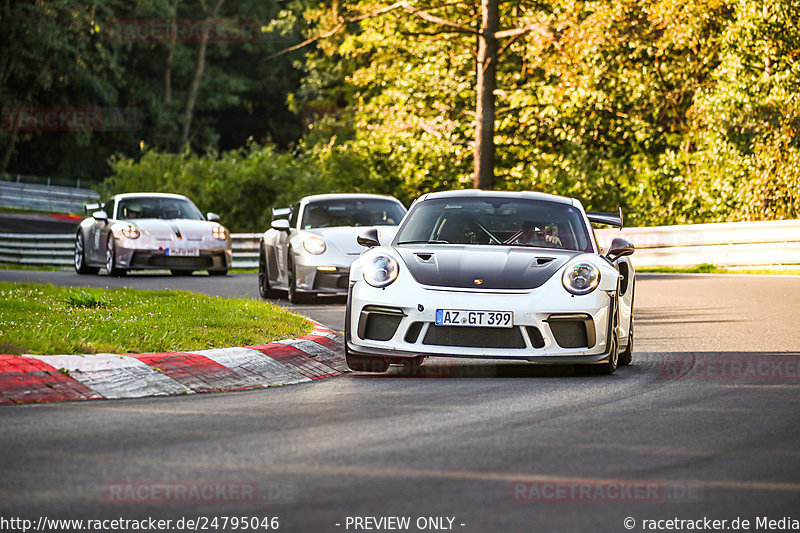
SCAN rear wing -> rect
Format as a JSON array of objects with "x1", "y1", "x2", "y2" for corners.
[
  {"x1": 586, "y1": 208, "x2": 623, "y2": 228},
  {"x1": 272, "y1": 207, "x2": 291, "y2": 220}
]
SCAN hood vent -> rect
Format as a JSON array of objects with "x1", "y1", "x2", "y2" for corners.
[{"x1": 532, "y1": 257, "x2": 556, "y2": 266}]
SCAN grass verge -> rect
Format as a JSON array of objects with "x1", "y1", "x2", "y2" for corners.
[
  {"x1": 637, "y1": 263, "x2": 800, "y2": 275},
  {"x1": 0, "y1": 282, "x2": 313, "y2": 355}
]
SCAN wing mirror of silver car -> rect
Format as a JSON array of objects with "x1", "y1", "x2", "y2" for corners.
[
  {"x1": 271, "y1": 219, "x2": 291, "y2": 232},
  {"x1": 85, "y1": 203, "x2": 100, "y2": 213},
  {"x1": 92, "y1": 211, "x2": 108, "y2": 223},
  {"x1": 207, "y1": 212, "x2": 220, "y2": 222},
  {"x1": 606, "y1": 237, "x2": 635, "y2": 262},
  {"x1": 357, "y1": 228, "x2": 380, "y2": 248}
]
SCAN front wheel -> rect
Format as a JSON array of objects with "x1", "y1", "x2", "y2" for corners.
[
  {"x1": 258, "y1": 246, "x2": 282, "y2": 299},
  {"x1": 287, "y1": 257, "x2": 314, "y2": 304},
  {"x1": 106, "y1": 237, "x2": 126, "y2": 277},
  {"x1": 74, "y1": 233, "x2": 99, "y2": 275},
  {"x1": 619, "y1": 317, "x2": 634, "y2": 366}
]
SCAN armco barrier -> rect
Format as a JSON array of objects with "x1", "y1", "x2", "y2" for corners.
[
  {"x1": 595, "y1": 219, "x2": 800, "y2": 267},
  {"x1": 0, "y1": 233, "x2": 262, "y2": 269},
  {"x1": 1, "y1": 220, "x2": 799, "y2": 269},
  {"x1": 0, "y1": 180, "x2": 99, "y2": 214}
]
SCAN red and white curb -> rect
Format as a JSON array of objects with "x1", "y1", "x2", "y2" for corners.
[{"x1": 0, "y1": 322, "x2": 345, "y2": 405}]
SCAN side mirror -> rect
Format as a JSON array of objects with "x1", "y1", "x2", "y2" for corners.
[
  {"x1": 606, "y1": 237, "x2": 634, "y2": 262},
  {"x1": 85, "y1": 203, "x2": 100, "y2": 213},
  {"x1": 92, "y1": 211, "x2": 108, "y2": 223},
  {"x1": 271, "y1": 219, "x2": 291, "y2": 232},
  {"x1": 207, "y1": 212, "x2": 220, "y2": 222},
  {"x1": 357, "y1": 228, "x2": 380, "y2": 248}
]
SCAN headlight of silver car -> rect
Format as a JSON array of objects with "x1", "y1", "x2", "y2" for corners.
[
  {"x1": 303, "y1": 235, "x2": 326, "y2": 255},
  {"x1": 363, "y1": 255, "x2": 399, "y2": 288},
  {"x1": 212, "y1": 225, "x2": 228, "y2": 240},
  {"x1": 562, "y1": 262, "x2": 600, "y2": 295},
  {"x1": 121, "y1": 225, "x2": 140, "y2": 239}
]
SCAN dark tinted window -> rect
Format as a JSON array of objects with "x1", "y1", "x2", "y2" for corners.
[
  {"x1": 117, "y1": 197, "x2": 204, "y2": 221},
  {"x1": 395, "y1": 197, "x2": 592, "y2": 252},
  {"x1": 301, "y1": 199, "x2": 405, "y2": 229}
]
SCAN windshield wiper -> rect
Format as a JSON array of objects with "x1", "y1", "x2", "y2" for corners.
[{"x1": 396, "y1": 239, "x2": 451, "y2": 245}]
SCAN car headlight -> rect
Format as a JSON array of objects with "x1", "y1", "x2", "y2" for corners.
[
  {"x1": 303, "y1": 235, "x2": 327, "y2": 255},
  {"x1": 121, "y1": 225, "x2": 140, "y2": 239},
  {"x1": 212, "y1": 225, "x2": 228, "y2": 240},
  {"x1": 562, "y1": 262, "x2": 600, "y2": 295},
  {"x1": 363, "y1": 254, "x2": 399, "y2": 288}
]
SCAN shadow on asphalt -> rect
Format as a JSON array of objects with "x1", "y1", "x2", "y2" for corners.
[{"x1": 355, "y1": 361, "x2": 641, "y2": 379}]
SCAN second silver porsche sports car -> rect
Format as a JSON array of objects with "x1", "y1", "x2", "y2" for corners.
[
  {"x1": 74, "y1": 192, "x2": 232, "y2": 276},
  {"x1": 258, "y1": 193, "x2": 407, "y2": 303},
  {"x1": 346, "y1": 190, "x2": 636, "y2": 375}
]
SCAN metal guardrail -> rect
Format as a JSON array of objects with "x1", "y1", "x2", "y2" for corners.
[
  {"x1": 2, "y1": 219, "x2": 799, "y2": 269},
  {"x1": 0, "y1": 232, "x2": 262, "y2": 269},
  {"x1": 595, "y1": 219, "x2": 800, "y2": 267},
  {"x1": 0, "y1": 180, "x2": 100, "y2": 214}
]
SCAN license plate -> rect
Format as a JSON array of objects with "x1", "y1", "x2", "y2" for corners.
[
  {"x1": 435, "y1": 309, "x2": 513, "y2": 328},
  {"x1": 166, "y1": 248, "x2": 199, "y2": 257}
]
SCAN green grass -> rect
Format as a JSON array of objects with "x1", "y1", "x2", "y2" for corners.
[
  {"x1": 0, "y1": 282, "x2": 312, "y2": 355},
  {"x1": 0, "y1": 263, "x2": 70, "y2": 271},
  {"x1": 637, "y1": 263, "x2": 800, "y2": 275}
]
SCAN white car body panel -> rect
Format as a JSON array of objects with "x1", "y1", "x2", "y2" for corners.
[{"x1": 260, "y1": 194, "x2": 406, "y2": 298}]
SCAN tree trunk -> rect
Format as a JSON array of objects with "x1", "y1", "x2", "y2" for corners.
[
  {"x1": 179, "y1": 0, "x2": 225, "y2": 152},
  {"x1": 473, "y1": 0, "x2": 498, "y2": 189}
]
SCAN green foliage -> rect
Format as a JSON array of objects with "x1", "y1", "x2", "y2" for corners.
[{"x1": 63, "y1": 0, "x2": 800, "y2": 226}]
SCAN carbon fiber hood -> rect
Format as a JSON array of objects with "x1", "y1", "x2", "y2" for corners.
[{"x1": 394, "y1": 246, "x2": 580, "y2": 290}]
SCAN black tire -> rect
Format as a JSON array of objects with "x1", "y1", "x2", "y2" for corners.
[
  {"x1": 619, "y1": 317, "x2": 634, "y2": 366},
  {"x1": 345, "y1": 352, "x2": 390, "y2": 373},
  {"x1": 106, "y1": 236, "x2": 126, "y2": 277},
  {"x1": 170, "y1": 269, "x2": 193, "y2": 276},
  {"x1": 579, "y1": 295, "x2": 619, "y2": 376},
  {"x1": 208, "y1": 269, "x2": 228, "y2": 276},
  {"x1": 258, "y1": 245, "x2": 282, "y2": 299},
  {"x1": 74, "y1": 233, "x2": 99, "y2": 275},
  {"x1": 287, "y1": 255, "x2": 314, "y2": 304}
]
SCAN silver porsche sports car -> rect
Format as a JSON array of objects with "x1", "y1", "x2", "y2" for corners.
[
  {"x1": 74, "y1": 192, "x2": 232, "y2": 276},
  {"x1": 346, "y1": 190, "x2": 635, "y2": 375},
  {"x1": 258, "y1": 193, "x2": 407, "y2": 303}
]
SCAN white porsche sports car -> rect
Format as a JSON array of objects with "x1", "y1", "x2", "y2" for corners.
[
  {"x1": 346, "y1": 190, "x2": 636, "y2": 375},
  {"x1": 74, "y1": 192, "x2": 232, "y2": 276},
  {"x1": 258, "y1": 193, "x2": 407, "y2": 303}
]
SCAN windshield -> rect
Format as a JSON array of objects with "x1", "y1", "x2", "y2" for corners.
[
  {"x1": 394, "y1": 197, "x2": 593, "y2": 252},
  {"x1": 117, "y1": 197, "x2": 205, "y2": 221},
  {"x1": 300, "y1": 199, "x2": 406, "y2": 229}
]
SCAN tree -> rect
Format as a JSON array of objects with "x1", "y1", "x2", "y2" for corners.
[{"x1": 274, "y1": 0, "x2": 554, "y2": 189}]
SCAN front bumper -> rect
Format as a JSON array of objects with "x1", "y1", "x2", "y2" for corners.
[
  {"x1": 347, "y1": 279, "x2": 615, "y2": 364},
  {"x1": 294, "y1": 260, "x2": 353, "y2": 295},
  {"x1": 115, "y1": 246, "x2": 232, "y2": 271}
]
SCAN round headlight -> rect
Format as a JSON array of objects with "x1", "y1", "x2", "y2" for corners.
[
  {"x1": 303, "y1": 235, "x2": 327, "y2": 255},
  {"x1": 562, "y1": 262, "x2": 600, "y2": 295},
  {"x1": 211, "y1": 225, "x2": 228, "y2": 240},
  {"x1": 121, "y1": 224, "x2": 140, "y2": 239},
  {"x1": 363, "y1": 255, "x2": 399, "y2": 288}
]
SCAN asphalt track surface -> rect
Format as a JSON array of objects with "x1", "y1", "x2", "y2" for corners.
[{"x1": 1, "y1": 269, "x2": 799, "y2": 533}]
